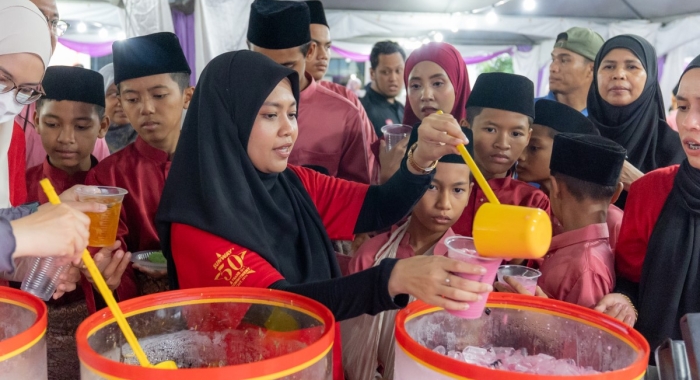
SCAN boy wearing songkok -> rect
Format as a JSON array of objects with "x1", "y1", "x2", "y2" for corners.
[
  {"x1": 454, "y1": 72, "x2": 550, "y2": 236},
  {"x1": 343, "y1": 128, "x2": 474, "y2": 380},
  {"x1": 247, "y1": 0, "x2": 376, "y2": 183},
  {"x1": 26, "y1": 66, "x2": 108, "y2": 203},
  {"x1": 538, "y1": 133, "x2": 625, "y2": 308},
  {"x1": 517, "y1": 99, "x2": 624, "y2": 249},
  {"x1": 86, "y1": 32, "x2": 194, "y2": 302}
]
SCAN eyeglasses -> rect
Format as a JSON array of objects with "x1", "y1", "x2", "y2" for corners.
[
  {"x1": 49, "y1": 19, "x2": 69, "y2": 37},
  {"x1": 0, "y1": 74, "x2": 45, "y2": 105}
]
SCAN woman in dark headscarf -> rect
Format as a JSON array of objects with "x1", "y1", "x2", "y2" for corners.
[
  {"x1": 587, "y1": 34, "x2": 684, "y2": 208},
  {"x1": 156, "y1": 50, "x2": 489, "y2": 379},
  {"x1": 595, "y1": 55, "x2": 700, "y2": 362}
]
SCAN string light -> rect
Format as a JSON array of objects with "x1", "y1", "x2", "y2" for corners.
[
  {"x1": 523, "y1": 0, "x2": 537, "y2": 11},
  {"x1": 98, "y1": 28, "x2": 108, "y2": 38},
  {"x1": 76, "y1": 22, "x2": 87, "y2": 33},
  {"x1": 433, "y1": 32, "x2": 444, "y2": 42}
]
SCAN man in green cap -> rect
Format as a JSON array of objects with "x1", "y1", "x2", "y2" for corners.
[{"x1": 542, "y1": 27, "x2": 605, "y2": 116}]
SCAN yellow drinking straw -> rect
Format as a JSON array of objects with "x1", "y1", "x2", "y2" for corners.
[
  {"x1": 40, "y1": 179, "x2": 177, "y2": 369},
  {"x1": 437, "y1": 110, "x2": 500, "y2": 204}
]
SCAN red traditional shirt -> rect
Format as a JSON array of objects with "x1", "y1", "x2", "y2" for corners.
[
  {"x1": 169, "y1": 165, "x2": 369, "y2": 380},
  {"x1": 292, "y1": 74, "x2": 373, "y2": 184},
  {"x1": 349, "y1": 226, "x2": 455, "y2": 274},
  {"x1": 318, "y1": 80, "x2": 379, "y2": 183},
  {"x1": 86, "y1": 137, "x2": 170, "y2": 253},
  {"x1": 25, "y1": 156, "x2": 97, "y2": 204},
  {"x1": 615, "y1": 165, "x2": 678, "y2": 283},
  {"x1": 453, "y1": 176, "x2": 551, "y2": 236},
  {"x1": 552, "y1": 204, "x2": 624, "y2": 250},
  {"x1": 538, "y1": 223, "x2": 615, "y2": 308}
]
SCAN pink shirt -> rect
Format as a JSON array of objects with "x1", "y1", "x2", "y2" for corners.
[
  {"x1": 349, "y1": 226, "x2": 455, "y2": 274},
  {"x1": 538, "y1": 223, "x2": 615, "y2": 309},
  {"x1": 319, "y1": 80, "x2": 378, "y2": 182},
  {"x1": 23, "y1": 117, "x2": 110, "y2": 169},
  {"x1": 291, "y1": 75, "x2": 373, "y2": 184},
  {"x1": 552, "y1": 204, "x2": 623, "y2": 251}
]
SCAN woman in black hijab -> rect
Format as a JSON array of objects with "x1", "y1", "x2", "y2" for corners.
[
  {"x1": 587, "y1": 34, "x2": 684, "y2": 208},
  {"x1": 595, "y1": 55, "x2": 700, "y2": 362},
  {"x1": 156, "y1": 50, "x2": 490, "y2": 378}
]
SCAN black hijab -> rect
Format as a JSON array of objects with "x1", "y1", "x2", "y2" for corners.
[
  {"x1": 635, "y1": 57, "x2": 700, "y2": 355},
  {"x1": 156, "y1": 50, "x2": 340, "y2": 289},
  {"x1": 587, "y1": 35, "x2": 684, "y2": 175},
  {"x1": 637, "y1": 160, "x2": 700, "y2": 353}
]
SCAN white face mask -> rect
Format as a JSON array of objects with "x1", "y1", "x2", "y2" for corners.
[{"x1": 0, "y1": 91, "x2": 26, "y2": 124}]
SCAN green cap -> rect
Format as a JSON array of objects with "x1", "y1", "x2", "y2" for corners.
[{"x1": 553, "y1": 27, "x2": 605, "y2": 61}]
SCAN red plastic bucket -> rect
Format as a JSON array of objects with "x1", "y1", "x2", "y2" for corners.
[
  {"x1": 0, "y1": 287, "x2": 48, "y2": 378},
  {"x1": 77, "y1": 287, "x2": 334, "y2": 379},
  {"x1": 395, "y1": 293, "x2": 649, "y2": 379}
]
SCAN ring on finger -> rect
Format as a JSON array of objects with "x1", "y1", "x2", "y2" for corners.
[{"x1": 445, "y1": 276, "x2": 451, "y2": 286}]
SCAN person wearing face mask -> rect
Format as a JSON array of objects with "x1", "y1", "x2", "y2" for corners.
[
  {"x1": 0, "y1": 0, "x2": 106, "y2": 291},
  {"x1": 16, "y1": 0, "x2": 111, "y2": 172},
  {"x1": 587, "y1": 35, "x2": 684, "y2": 209}
]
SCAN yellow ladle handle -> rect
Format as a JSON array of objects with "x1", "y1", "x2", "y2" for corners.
[
  {"x1": 435, "y1": 111, "x2": 500, "y2": 205},
  {"x1": 40, "y1": 179, "x2": 154, "y2": 368}
]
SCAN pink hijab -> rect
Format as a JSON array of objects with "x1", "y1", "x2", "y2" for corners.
[{"x1": 402, "y1": 42, "x2": 470, "y2": 126}]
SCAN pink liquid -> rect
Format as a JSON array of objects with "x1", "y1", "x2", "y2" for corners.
[{"x1": 446, "y1": 246, "x2": 501, "y2": 319}]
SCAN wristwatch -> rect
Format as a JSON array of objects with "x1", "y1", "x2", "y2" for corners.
[{"x1": 407, "y1": 142, "x2": 438, "y2": 174}]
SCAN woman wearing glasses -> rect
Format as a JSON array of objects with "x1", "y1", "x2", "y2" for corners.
[{"x1": 0, "y1": 1, "x2": 105, "y2": 286}]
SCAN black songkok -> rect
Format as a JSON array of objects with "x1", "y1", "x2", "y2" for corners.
[
  {"x1": 305, "y1": 1, "x2": 328, "y2": 27},
  {"x1": 112, "y1": 32, "x2": 190, "y2": 85},
  {"x1": 247, "y1": 0, "x2": 311, "y2": 49},
  {"x1": 534, "y1": 99, "x2": 598, "y2": 135},
  {"x1": 550, "y1": 133, "x2": 626, "y2": 187},
  {"x1": 42, "y1": 66, "x2": 105, "y2": 108},
  {"x1": 466, "y1": 72, "x2": 535, "y2": 119},
  {"x1": 407, "y1": 124, "x2": 474, "y2": 163}
]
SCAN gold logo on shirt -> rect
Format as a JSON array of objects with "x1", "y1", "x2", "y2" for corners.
[{"x1": 213, "y1": 248, "x2": 256, "y2": 287}]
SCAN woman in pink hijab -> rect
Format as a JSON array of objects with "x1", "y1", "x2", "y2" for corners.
[
  {"x1": 402, "y1": 42, "x2": 471, "y2": 126},
  {"x1": 379, "y1": 42, "x2": 471, "y2": 184}
]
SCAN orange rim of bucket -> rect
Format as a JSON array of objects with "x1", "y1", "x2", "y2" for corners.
[
  {"x1": 395, "y1": 293, "x2": 650, "y2": 380},
  {"x1": 76, "y1": 287, "x2": 335, "y2": 379},
  {"x1": 0, "y1": 287, "x2": 47, "y2": 362}
]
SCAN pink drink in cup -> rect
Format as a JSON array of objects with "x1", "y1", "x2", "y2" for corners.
[
  {"x1": 444, "y1": 236, "x2": 502, "y2": 319},
  {"x1": 497, "y1": 265, "x2": 542, "y2": 295}
]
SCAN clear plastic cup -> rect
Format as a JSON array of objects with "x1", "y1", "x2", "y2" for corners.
[
  {"x1": 381, "y1": 124, "x2": 412, "y2": 151},
  {"x1": 445, "y1": 236, "x2": 502, "y2": 319},
  {"x1": 20, "y1": 256, "x2": 69, "y2": 301},
  {"x1": 497, "y1": 265, "x2": 542, "y2": 295},
  {"x1": 76, "y1": 186, "x2": 128, "y2": 247}
]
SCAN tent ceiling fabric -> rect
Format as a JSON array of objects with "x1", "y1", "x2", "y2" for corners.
[{"x1": 321, "y1": 0, "x2": 700, "y2": 21}]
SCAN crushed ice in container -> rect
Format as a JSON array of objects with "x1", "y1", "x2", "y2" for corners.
[
  {"x1": 77, "y1": 186, "x2": 101, "y2": 195},
  {"x1": 432, "y1": 345, "x2": 600, "y2": 375}
]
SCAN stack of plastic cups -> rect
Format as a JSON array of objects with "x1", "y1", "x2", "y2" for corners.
[{"x1": 21, "y1": 186, "x2": 128, "y2": 301}]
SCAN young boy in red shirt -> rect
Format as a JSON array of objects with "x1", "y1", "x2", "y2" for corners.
[
  {"x1": 537, "y1": 133, "x2": 625, "y2": 308},
  {"x1": 516, "y1": 99, "x2": 624, "y2": 249},
  {"x1": 26, "y1": 66, "x2": 108, "y2": 203},
  {"x1": 343, "y1": 128, "x2": 474, "y2": 380},
  {"x1": 455, "y1": 72, "x2": 550, "y2": 236},
  {"x1": 86, "y1": 32, "x2": 194, "y2": 297}
]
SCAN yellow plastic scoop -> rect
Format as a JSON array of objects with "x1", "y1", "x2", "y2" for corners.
[
  {"x1": 40, "y1": 179, "x2": 177, "y2": 370},
  {"x1": 437, "y1": 111, "x2": 551, "y2": 259}
]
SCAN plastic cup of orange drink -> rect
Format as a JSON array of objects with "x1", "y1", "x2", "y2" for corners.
[{"x1": 76, "y1": 186, "x2": 128, "y2": 247}]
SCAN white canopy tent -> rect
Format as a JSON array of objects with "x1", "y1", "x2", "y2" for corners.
[{"x1": 57, "y1": 0, "x2": 700, "y2": 108}]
